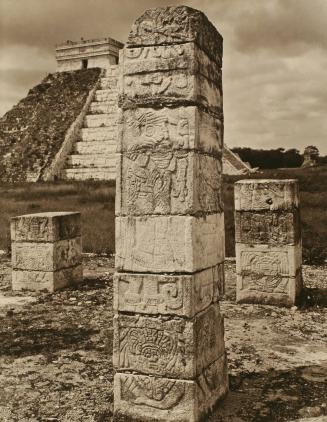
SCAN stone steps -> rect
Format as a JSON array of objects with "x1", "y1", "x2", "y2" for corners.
[
  {"x1": 80, "y1": 127, "x2": 117, "y2": 142},
  {"x1": 89, "y1": 101, "x2": 118, "y2": 114},
  {"x1": 84, "y1": 114, "x2": 117, "y2": 128},
  {"x1": 62, "y1": 66, "x2": 119, "y2": 181},
  {"x1": 67, "y1": 154, "x2": 117, "y2": 168},
  {"x1": 74, "y1": 140, "x2": 117, "y2": 154},
  {"x1": 95, "y1": 89, "x2": 118, "y2": 102},
  {"x1": 61, "y1": 167, "x2": 117, "y2": 181},
  {"x1": 100, "y1": 77, "x2": 119, "y2": 89}
]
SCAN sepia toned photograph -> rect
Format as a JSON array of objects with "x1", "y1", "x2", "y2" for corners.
[{"x1": 0, "y1": 1, "x2": 326, "y2": 421}]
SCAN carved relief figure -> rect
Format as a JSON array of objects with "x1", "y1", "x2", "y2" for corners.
[
  {"x1": 121, "y1": 375, "x2": 185, "y2": 409},
  {"x1": 125, "y1": 110, "x2": 189, "y2": 213},
  {"x1": 241, "y1": 251, "x2": 289, "y2": 294}
]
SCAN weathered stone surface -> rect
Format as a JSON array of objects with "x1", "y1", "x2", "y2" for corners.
[
  {"x1": 114, "y1": 353, "x2": 228, "y2": 422},
  {"x1": 235, "y1": 210, "x2": 301, "y2": 245},
  {"x1": 12, "y1": 238, "x2": 81, "y2": 271},
  {"x1": 116, "y1": 151, "x2": 222, "y2": 216},
  {"x1": 12, "y1": 265, "x2": 83, "y2": 292},
  {"x1": 236, "y1": 272, "x2": 302, "y2": 307},
  {"x1": 236, "y1": 243, "x2": 302, "y2": 278},
  {"x1": 122, "y1": 43, "x2": 221, "y2": 85},
  {"x1": 11, "y1": 212, "x2": 80, "y2": 243},
  {"x1": 235, "y1": 179, "x2": 299, "y2": 211},
  {"x1": 127, "y1": 6, "x2": 223, "y2": 66},
  {"x1": 117, "y1": 106, "x2": 223, "y2": 156},
  {"x1": 114, "y1": 264, "x2": 224, "y2": 317},
  {"x1": 116, "y1": 214, "x2": 224, "y2": 273},
  {"x1": 113, "y1": 304, "x2": 225, "y2": 379},
  {"x1": 235, "y1": 243, "x2": 302, "y2": 306}
]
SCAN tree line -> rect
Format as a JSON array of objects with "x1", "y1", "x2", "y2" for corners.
[{"x1": 231, "y1": 147, "x2": 327, "y2": 169}]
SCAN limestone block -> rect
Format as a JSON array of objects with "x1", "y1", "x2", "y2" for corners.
[
  {"x1": 114, "y1": 263, "x2": 224, "y2": 317},
  {"x1": 113, "y1": 304, "x2": 225, "y2": 379},
  {"x1": 236, "y1": 271, "x2": 302, "y2": 307},
  {"x1": 12, "y1": 265, "x2": 83, "y2": 292},
  {"x1": 95, "y1": 89, "x2": 118, "y2": 102},
  {"x1": 114, "y1": 353, "x2": 228, "y2": 422},
  {"x1": 127, "y1": 6, "x2": 223, "y2": 66},
  {"x1": 89, "y1": 101, "x2": 118, "y2": 114},
  {"x1": 235, "y1": 210, "x2": 301, "y2": 246},
  {"x1": 84, "y1": 114, "x2": 117, "y2": 128},
  {"x1": 74, "y1": 141, "x2": 117, "y2": 155},
  {"x1": 115, "y1": 213, "x2": 225, "y2": 273},
  {"x1": 235, "y1": 179, "x2": 299, "y2": 211},
  {"x1": 80, "y1": 127, "x2": 116, "y2": 142},
  {"x1": 122, "y1": 43, "x2": 221, "y2": 86},
  {"x1": 116, "y1": 151, "x2": 222, "y2": 216},
  {"x1": 117, "y1": 106, "x2": 223, "y2": 155},
  {"x1": 61, "y1": 167, "x2": 116, "y2": 181},
  {"x1": 12, "y1": 238, "x2": 82, "y2": 271},
  {"x1": 68, "y1": 154, "x2": 116, "y2": 168},
  {"x1": 235, "y1": 243, "x2": 302, "y2": 278},
  {"x1": 11, "y1": 212, "x2": 80, "y2": 243}
]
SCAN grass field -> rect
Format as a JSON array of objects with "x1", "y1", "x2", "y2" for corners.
[{"x1": 0, "y1": 165, "x2": 326, "y2": 263}]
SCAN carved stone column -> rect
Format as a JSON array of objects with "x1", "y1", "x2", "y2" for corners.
[
  {"x1": 113, "y1": 6, "x2": 228, "y2": 421},
  {"x1": 235, "y1": 179, "x2": 302, "y2": 306}
]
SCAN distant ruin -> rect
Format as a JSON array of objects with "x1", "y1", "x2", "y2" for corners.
[{"x1": 0, "y1": 34, "x2": 251, "y2": 182}]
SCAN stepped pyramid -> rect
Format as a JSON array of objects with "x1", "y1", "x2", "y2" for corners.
[
  {"x1": 62, "y1": 66, "x2": 119, "y2": 180},
  {"x1": 0, "y1": 36, "x2": 252, "y2": 182}
]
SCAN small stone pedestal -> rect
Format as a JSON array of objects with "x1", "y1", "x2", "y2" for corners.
[
  {"x1": 11, "y1": 212, "x2": 82, "y2": 292},
  {"x1": 235, "y1": 179, "x2": 302, "y2": 306}
]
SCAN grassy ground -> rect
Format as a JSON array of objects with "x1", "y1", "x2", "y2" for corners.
[
  {"x1": 0, "y1": 181, "x2": 115, "y2": 255},
  {"x1": 0, "y1": 165, "x2": 326, "y2": 262}
]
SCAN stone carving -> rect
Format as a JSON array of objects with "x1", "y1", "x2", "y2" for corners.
[
  {"x1": 113, "y1": 305, "x2": 224, "y2": 379},
  {"x1": 117, "y1": 152, "x2": 222, "y2": 216},
  {"x1": 127, "y1": 6, "x2": 223, "y2": 65},
  {"x1": 122, "y1": 44, "x2": 222, "y2": 86},
  {"x1": 118, "y1": 106, "x2": 223, "y2": 156},
  {"x1": 114, "y1": 264, "x2": 224, "y2": 317},
  {"x1": 120, "y1": 374, "x2": 185, "y2": 409},
  {"x1": 235, "y1": 179, "x2": 302, "y2": 306},
  {"x1": 235, "y1": 179, "x2": 299, "y2": 211},
  {"x1": 115, "y1": 6, "x2": 227, "y2": 420},
  {"x1": 11, "y1": 212, "x2": 82, "y2": 292},
  {"x1": 116, "y1": 214, "x2": 225, "y2": 273},
  {"x1": 235, "y1": 211, "x2": 300, "y2": 245}
]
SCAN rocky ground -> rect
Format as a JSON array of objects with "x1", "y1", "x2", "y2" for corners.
[{"x1": 0, "y1": 255, "x2": 326, "y2": 422}]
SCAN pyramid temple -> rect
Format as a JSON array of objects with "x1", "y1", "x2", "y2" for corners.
[{"x1": 0, "y1": 36, "x2": 252, "y2": 183}]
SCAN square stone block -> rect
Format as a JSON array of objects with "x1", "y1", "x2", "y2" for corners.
[
  {"x1": 117, "y1": 106, "x2": 223, "y2": 156},
  {"x1": 121, "y1": 43, "x2": 221, "y2": 83},
  {"x1": 115, "y1": 214, "x2": 224, "y2": 273},
  {"x1": 234, "y1": 179, "x2": 299, "y2": 211},
  {"x1": 12, "y1": 265, "x2": 83, "y2": 292},
  {"x1": 114, "y1": 353, "x2": 228, "y2": 422},
  {"x1": 116, "y1": 151, "x2": 222, "y2": 216},
  {"x1": 235, "y1": 243, "x2": 302, "y2": 278},
  {"x1": 113, "y1": 304, "x2": 225, "y2": 379},
  {"x1": 236, "y1": 271, "x2": 302, "y2": 307},
  {"x1": 12, "y1": 238, "x2": 82, "y2": 271},
  {"x1": 114, "y1": 263, "x2": 224, "y2": 317},
  {"x1": 235, "y1": 210, "x2": 301, "y2": 246},
  {"x1": 11, "y1": 212, "x2": 81, "y2": 243}
]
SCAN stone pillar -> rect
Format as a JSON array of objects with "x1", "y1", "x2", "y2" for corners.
[
  {"x1": 113, "y1": 6, "x2": 228, "y2": 422},
  {"x1": 235, "y1": 179, "x2": 302, "y2": 306},
  {"x1": 11, "y1": 212, "x2": 82, "y2": 292}
]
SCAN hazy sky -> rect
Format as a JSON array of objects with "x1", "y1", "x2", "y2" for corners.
[{"x1": 1, "y1": 0, "x2": 326, "y2": 153}]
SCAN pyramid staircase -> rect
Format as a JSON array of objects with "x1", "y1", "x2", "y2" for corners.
[{"x1": 61, "y1": 66, "x2": 119, "y2": 180}]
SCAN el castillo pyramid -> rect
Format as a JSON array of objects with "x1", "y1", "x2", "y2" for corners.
[{"x1": 0, "y1": 36, "x2": 251, "y2": 183}]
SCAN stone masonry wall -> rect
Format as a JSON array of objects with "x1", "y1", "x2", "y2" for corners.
[
  {"x1": 235, "y1": 179, "x2": 302, "y2": 306},
  {"x1": 114, "y1": 6, "x2": 228, "y2": 422}
]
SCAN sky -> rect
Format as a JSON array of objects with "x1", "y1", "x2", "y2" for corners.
[{"x1": 0, "y1": 0, "x2": 326, "y2": 154}]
